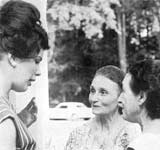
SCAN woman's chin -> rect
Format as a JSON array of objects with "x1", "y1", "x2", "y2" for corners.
[
  {"x1": 14, "y1": 86, "x2": 29, "y2": 92},
  {"x1": 92, "y1": 110, "x2": 104, "y2": 116},
  {"x1": 121, "y1": 113, "x2": 133, "y2": 122}
]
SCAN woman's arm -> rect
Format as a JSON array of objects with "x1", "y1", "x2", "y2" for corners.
[{"x1": 0, "y1": 118, "x2": 16, "y2": 150}]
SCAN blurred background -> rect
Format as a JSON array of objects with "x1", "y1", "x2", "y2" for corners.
[
  {"x1": 47, "y1": 0, "x2": 160, "y2": 149},
  {"x1": 47, "y1": 0, "x2": 160, "y2": 108}
]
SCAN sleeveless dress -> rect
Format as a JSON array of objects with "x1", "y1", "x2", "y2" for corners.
[{"x1": 0, "y1": 97, "x2": 36, "y2": 150}]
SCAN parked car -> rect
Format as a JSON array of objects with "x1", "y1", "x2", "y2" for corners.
[{"x1": 49, "y1": 102, "x2": 94, "y2": 120}]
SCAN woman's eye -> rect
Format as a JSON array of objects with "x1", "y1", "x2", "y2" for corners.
[
  {"x1": 100, "y1": 89, "x2": 108, "y2": 95},
  {"x1": 90, "y1": 87, "x2": 95, "y2": 93}
]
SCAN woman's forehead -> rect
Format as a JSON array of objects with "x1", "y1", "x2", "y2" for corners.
[
  {"x1": 123, "y1": 73, "x2": 132, "y2": 87},
  {"x1": 92, "y1": 75, "x2": 119, "y2": 89}
]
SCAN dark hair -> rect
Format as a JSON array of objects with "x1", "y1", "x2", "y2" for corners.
[
  {"x1": 128, "y1": 59, "x2": 160, "y2": 119},
  {"x1": 95, "y1": 65, "x2": 125, "y2": 90},
  {"x1": 0, "y1": 0, "x2": 49, "y2": 59}
]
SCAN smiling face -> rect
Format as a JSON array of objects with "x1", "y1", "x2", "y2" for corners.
[
  {"x1": 11, "y1": 50, "x2": 43, "y2": 92},
  {"x1": 118, "y1": 73, "x2": 141, "y2": 123},
  {"x1": 89, "y1": 75, "x2": 121, "y2": 116}
]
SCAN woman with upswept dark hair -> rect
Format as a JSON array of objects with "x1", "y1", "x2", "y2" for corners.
[
  {"x1": 0, "y1": 0, "x2": 49, "y2": 149},
  {"x1": 118, "y1": 59, "x2": 160, "y2": 150},
  {"x1": 65, "y1": 65, "x2": 141, "y2": 150}
]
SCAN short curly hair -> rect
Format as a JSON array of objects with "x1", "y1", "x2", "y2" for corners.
[
  {"x1": 128, "y1": 59, "x2": 160, "y2": 119},
  {"x1": 0, "y1": 0, "x2": 49, "y2": 59}
]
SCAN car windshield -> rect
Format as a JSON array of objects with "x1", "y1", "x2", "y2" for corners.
[
  {"x1": 55, "y1": 102, "x2": 87, "y2": 109},
  {"x1": 59, "y1": 105, "x2": 68, "y2": 108},
  {"x1": 76, "y1": 105, "x2": 84, "y2": 108}
]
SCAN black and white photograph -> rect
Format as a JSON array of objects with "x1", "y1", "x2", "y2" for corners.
[{"x1": 0, "y1": 0, "x2": 160, "y2": 150}]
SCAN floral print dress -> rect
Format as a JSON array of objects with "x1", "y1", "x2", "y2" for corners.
[{"x1": 65, "y1": 119, "x2": 141, "y2": 150}]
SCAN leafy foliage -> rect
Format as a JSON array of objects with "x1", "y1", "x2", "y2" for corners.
[
  {"x1": 47, "y1": 0, "x2": 121, "y2": 106},
  {"x1": 48, "y1": 28, "x2": 119, "y2": 106},
  {"x1": 47, "y1": 0, "x2": 120, "y2": 39},
  {"x1": 123, "y1": 0, "x2": 160, "y2": 65},
  {"x1": 48, "y1": 0, "x2": 160, "y2": 106}
]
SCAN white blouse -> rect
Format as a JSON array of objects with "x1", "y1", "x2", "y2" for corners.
[{"x1": 128, "y1": 133, "x2": 160, "y2": 150}]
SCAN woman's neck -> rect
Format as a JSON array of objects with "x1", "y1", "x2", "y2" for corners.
[
  {"x1": 0, "y1": 68, "x2": 11, "y2": 99},
  {"x1": 89, "y1": 110, "x2": 126, "y2": 148},
  {"x1": 93, "y1": 110, "x2": 124, "y2": 132}
]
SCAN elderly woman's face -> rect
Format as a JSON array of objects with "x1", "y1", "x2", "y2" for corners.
[
  {"x1": 118, "y1": 73, "x2": 140, "y2": 123},
  {"x1": 11, "y1": 50, "x2": 44, "y2": 92},
  {"x1": 89, "y1": 75, "x2": 120, "y2": 116}
]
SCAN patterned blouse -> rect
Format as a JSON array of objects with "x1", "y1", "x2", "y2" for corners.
[
  {"x1": 65, "y1": 118, "x2": 141, "y2": 150},
  {"x1": 0, "y1": 97, "x2": 36, "y2": 150}
]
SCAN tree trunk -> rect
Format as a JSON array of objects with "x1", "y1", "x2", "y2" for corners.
[{"x1": 117, "y1": 5, "x2": 127, "y2": 73}]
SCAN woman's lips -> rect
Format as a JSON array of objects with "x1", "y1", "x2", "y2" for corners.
[
  {"x1": 28, "y1": 79, "x2": 36, "y2": 86},
  {"x1": 29, "y1": 79, "x2": 36, "y2": 82},
  {"x1": 27, "y1": 81, "x2": 31, "y2": 86},
  {"x1": 92, "y1": 105, "x2": 100, "y2": 107}
]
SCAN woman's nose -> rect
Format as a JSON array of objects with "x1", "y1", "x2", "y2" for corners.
[
  {"x1": 89, "y1": 93, "x2": 99, "y2": 103},
  {"x1": 118, "y1": 94, "x2": 123, "y2": 105}
]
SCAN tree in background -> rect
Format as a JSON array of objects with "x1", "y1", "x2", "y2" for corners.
[
  {"x1": 123, "y1": 0, "x2": 160, "y2": 65},
  {"x1": 47, "y1": 0, "x2": 160, "y2": 106},
  {"x1": 48, "y1": 0, "x2": 119, "y2": 38},
  {"x1": 47, "y1": 0, "x2": 120, "y2": 106}
]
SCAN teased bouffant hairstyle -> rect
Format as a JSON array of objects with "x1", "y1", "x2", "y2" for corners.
[
  {"x1": 95, "y1": 65, "x2": 125, "y2": 90},
  {"x1": 0, "y1": 0, "x2": 49, "y2": 59},
  {"x1": 128, "y1": 59, "x2": 160, "y2": 119}
]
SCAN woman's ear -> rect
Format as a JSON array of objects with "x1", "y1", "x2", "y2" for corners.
[
  {"x1": 138, "y1": 91, "x2": 147, "y2": 105},
  {"x1": 8, "y1": 53, "x2": 17, "y2": 68}
]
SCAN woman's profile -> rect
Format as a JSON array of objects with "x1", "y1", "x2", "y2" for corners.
[
  {"x1": 118, "y1": 59, "x2": 160, "y2": 150},
  {"x1": 0, "y1": 0, "x2": 49, "y2": 149}
]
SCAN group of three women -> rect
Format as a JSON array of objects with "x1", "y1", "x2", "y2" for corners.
[{"x1": 0, "y1": 0, "x2": 160, "y2": 150}]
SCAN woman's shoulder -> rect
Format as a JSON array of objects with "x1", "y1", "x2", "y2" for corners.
[
  {"x1": 0, "y1": 117, "x2": 16, "y2": 149},
  {"x1": 0, "y1": 98, "x2": 16, "y2": 145},
  {"x1": 0, "y1": 98, "x2": 14, "y2": 123},
  {"x1": 65, "y1": 121, "x2": 91, "y2": 150},
  {"x1": 123, "y1": 120, "x2": 141, "y2": 133},
  {"x1": 128, "y1": 133, "x2": 160, "y2": 150},
  {"x1": 120, "y1": 120, "x2": 141, "y2": 142},
  {"x1": 114, "y1": 120, "x2": 141, "y2": 149},
  {"x1": 70, "y1": 120, "x2": 91, "y2": 136}
]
